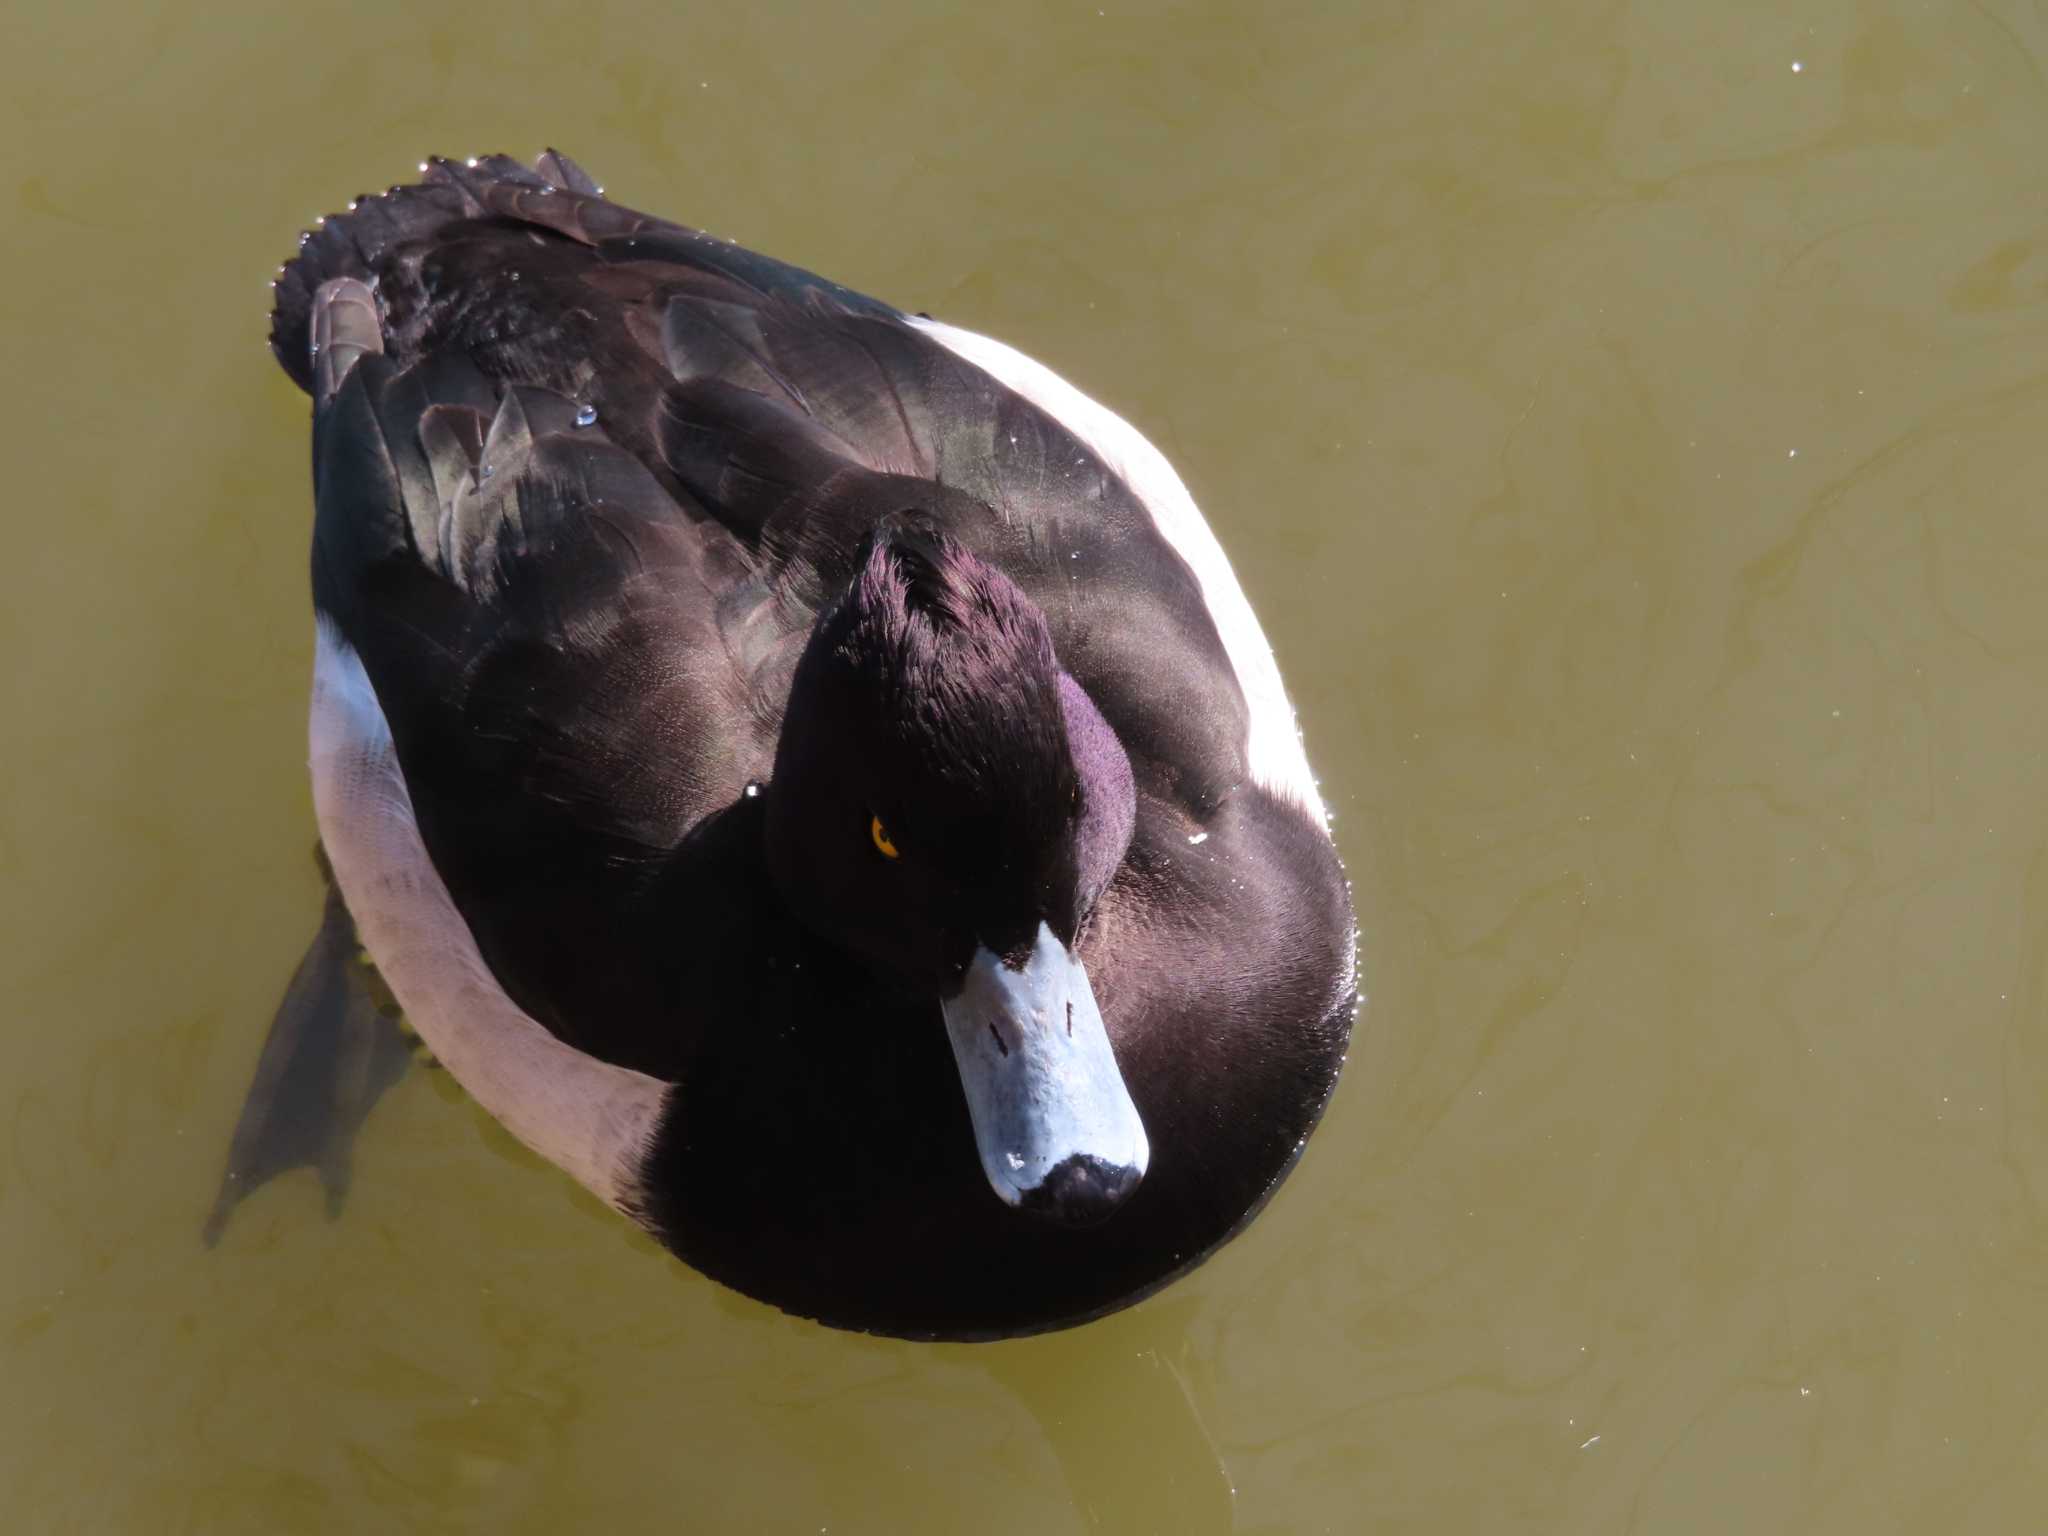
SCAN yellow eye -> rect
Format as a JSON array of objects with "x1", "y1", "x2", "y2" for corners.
[{"x1": 870, "y1": 815, "x2": 900, "y2": 859}]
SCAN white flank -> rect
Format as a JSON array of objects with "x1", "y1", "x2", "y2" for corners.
[
  {"x1": 309, "y1": 617, "x2": 670, "y2": 1214},
  {"x1": 909, "y1": 316, "x2": 1327, "y2": 826}
]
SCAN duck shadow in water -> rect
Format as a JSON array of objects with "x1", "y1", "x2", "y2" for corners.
[{"x1": 980, "y1": 1296, "x2": 1238, "y2": 1535}]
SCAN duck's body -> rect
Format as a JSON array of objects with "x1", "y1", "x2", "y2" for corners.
[{"x1": 268, "y1": 152, "x2": 1355, "y2": 1338}]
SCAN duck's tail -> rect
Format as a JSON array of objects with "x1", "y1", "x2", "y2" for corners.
[{"x1": 268, "y1": 149, "x2": 608, "y2": 395}]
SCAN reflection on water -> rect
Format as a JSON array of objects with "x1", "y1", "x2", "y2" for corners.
[
  {"x1": 979, "y1": 1301, "x2": 1236, "y2": 1536},
  {"x1": 7, "y1": 0, "x2": 2048, "y2": 1530}
]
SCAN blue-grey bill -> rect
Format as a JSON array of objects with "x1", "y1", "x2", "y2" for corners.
[{"x1": 939, "y1": 923, "x2": 1150, "y2": 1224}]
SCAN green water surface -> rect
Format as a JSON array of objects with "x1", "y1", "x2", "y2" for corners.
[{"x1": 7, "y1": 1, "x2": 2048, "y2": 1531}]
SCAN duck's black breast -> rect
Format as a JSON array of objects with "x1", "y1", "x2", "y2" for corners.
[
  {"x1": 639, "y1": 781, "x2": 1352, "y2": 1339},
  {"x1": 280, "y1": 155, "x2": 1354, "y2": 1335}
]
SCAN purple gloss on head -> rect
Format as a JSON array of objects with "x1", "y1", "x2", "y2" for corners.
[{"x1": 1059, "y1": 671, "x2": 1137, "y2": 899}]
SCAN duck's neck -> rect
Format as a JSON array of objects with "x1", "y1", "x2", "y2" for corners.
[{"x1": 635, "y1": 790, "x2": 905, "y2": 1063}]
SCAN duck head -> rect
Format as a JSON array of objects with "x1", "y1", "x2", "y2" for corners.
[{"x1": 765, "y1": 529, "x2": 1147, "y2": 1225}]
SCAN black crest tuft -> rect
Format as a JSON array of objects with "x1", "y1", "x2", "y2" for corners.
[{"x1": 843, "y1": 529, "x2": 1075, "y2": 834}]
